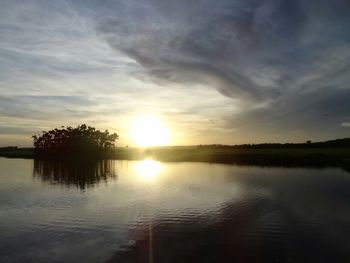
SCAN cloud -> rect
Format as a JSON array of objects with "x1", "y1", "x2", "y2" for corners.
[
  {"x1": 0, "y1": 0, "x2": 350, "y2": 145},
  {"x1": 95, "y1": 0, "x2": 350, "y2": 138}
]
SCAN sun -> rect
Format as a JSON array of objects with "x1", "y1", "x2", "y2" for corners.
[{"x1": 131, "y1": 116, "x2": 170, "y2": 147}]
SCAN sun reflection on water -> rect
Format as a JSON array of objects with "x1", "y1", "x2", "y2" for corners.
[{"x1": 135, "y1": 159, "x2": 161, "y2": 181}]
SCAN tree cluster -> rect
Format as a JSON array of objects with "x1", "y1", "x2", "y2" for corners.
[{"x1": 32, "y1": 124, "x2": 119, "y2": 157}]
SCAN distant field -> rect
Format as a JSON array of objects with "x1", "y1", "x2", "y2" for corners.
[
  {"x1": 1, "y1": 146, "x2": 350, "y2": 158},
  {"x1": 0, "y1": 148, "x2": 33, "y2": 159},
  {"x1": 1, "y1": 146, "x2": 350, "y2": 168},
  {"x1": 114, "y1": 146, "x2": 350, "y2": 164}
]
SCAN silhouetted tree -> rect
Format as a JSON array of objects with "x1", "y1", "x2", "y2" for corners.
[{"x1": 32, "y1": 124, "x2": 119, "y2": 157}]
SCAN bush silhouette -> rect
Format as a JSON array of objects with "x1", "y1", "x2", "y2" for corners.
[{"x1": 32, "y1": 124, "x2": 118, "y2": 158}]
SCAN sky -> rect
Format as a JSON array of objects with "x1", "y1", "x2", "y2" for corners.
[{"x1": 0, "y1": 0, "x2": 349, "y2": 146}]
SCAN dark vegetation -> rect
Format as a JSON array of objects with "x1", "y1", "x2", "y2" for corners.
[
  {"x1": 114, "y1": 143, "x2": 350, "y2": 173},
  {"x1": 0, "y1": 147, "x2": 33, "y2": 158},
  {"x1": 32, "y1": 124, "x2": 118, "y2": 159},
  {"x1": 111, "y1": 138, "x2": 350, "y2": 169},
  {"x1": 197, "y1": 138, "x2": 350, "y2": 149},
  {"x1": 0, "y1": 137, "x2": 350, "y2": 171}
]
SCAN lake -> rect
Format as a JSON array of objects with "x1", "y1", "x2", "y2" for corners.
[{"x1": 1, "y1": 158, "x2": 350, "y2": 262}]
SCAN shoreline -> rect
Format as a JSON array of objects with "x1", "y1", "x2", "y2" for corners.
[{"x1": 1, "y1": 147, "x2": 350, "y2": 170}]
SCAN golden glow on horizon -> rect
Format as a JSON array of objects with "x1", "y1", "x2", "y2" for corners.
[
  {"x1": 131, "y1": 116, "x2": 170, "y2": 147},
  {"x1": 135, "y1": 159, "x2": 161, "y2": 180}
]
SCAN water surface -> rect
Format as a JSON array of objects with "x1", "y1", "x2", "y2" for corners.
[{"x1": 1, "y1": 158, "x2": 350, "y2": 262}]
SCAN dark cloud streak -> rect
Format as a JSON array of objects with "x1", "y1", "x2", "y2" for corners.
[{"x1": 95, "y1": 0, "x2": 350, "y2": 137}]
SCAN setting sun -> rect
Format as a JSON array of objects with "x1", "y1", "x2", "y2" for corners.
[{"x1": 130, "y1": 116, "x2": 170, "y2": 147}]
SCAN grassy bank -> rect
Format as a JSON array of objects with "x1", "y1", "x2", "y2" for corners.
[
  {"x1": 1, "y1": 146, "x2": 350, "y2": 167},
  {"x1": 113, "y1": 146, "x2": 350, "y2": 172},
  {"x1": 114, "y1": 146, "x2": 350, "y2": 162},
  {"x1": 0, "y1": 148, "x2": 34, "y2": 159}
]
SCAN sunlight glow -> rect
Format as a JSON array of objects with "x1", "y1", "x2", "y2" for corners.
[
  {"x1": 135, "y1": 159, "x2": 161, "y2": 180},
  {"x1": 131, "y1": 116, "x2": 170, "y2": 147}
]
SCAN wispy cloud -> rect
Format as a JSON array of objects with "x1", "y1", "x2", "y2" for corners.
[
  {"x1": 95, "y1": 0, "x2": 350, "y2": 140},
  {"x1": 0, "y1": 0, "x2": 349, "y2": 145}
]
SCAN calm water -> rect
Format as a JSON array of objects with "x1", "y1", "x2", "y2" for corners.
[{"x1": 1, "y1": 158, "x2": 350, "y2": 262}]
